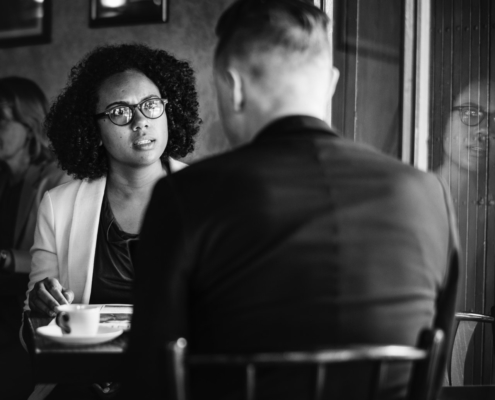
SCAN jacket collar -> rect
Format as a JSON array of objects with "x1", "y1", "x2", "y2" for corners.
[
  {"x1": 69, "y1": 177, "x2": 106, "y2": 303},
  {"x1": 253, "y1": 115, "x2": 340, "y2": 143}
]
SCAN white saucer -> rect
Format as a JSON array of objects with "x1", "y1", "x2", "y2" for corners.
[{"x1": 37, "y1": 325, "x2": 123, "y2": 345}]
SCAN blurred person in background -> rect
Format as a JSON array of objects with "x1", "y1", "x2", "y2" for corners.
[
  {"x1": 0, "y1": 76, "x2": 70, "y2": 399},
  {"x1": 0, "y1": 77, "x2": 70, "y2": 276},
  {"x1": 435, "y1": 79, "x2": 495, "y2": 309},
  {"x1": 437, "y1": 79, "x2": 495, "y2": 185}
]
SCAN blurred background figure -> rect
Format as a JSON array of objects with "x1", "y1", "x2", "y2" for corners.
[
  {"x1": 434, "y1": 79, "x2": 495, "y2": 386},
  {"x1": 435, "y1": 79, "x2": 495, "y2": 309},
  {"x1": 429, "y1": 1, "x2": 495, "y2": 384},
  {"x1": 437, "y1": 79, "x2": 495, "y2": 189},
  {"x1": 0, "y1": 76, "x2": 70, "y2": 398}
]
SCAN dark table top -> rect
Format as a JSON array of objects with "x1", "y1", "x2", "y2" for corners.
[
  {"x1": 24, "y1": 311, "x2": 129, "y2": 384},
  {"x1": 439, "y1": 385, "x2": 495, "y2": 400}
]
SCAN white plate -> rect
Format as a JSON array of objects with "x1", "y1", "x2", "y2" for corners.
[{"x1": 37, "y1": 325, "x2": 123, "y2": 345}]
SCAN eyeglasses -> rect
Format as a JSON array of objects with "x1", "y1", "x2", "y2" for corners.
[
  {"x1": 95, "y1": 98, "x2": 168, "y2": 126},
  {"x1": 453, "y1": 106, "x2": 495, "y2": 127}
]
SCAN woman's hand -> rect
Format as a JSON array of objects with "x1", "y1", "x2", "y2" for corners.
[{"x1": 29, "y1": 277, "x2": 75, "y2": 317}]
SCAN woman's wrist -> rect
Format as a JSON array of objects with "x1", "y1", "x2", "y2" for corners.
[{"x1": 0, "y1": 249, "x2": 14, "y2": 273}]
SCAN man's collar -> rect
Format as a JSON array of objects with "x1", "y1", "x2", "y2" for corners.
[{"x1": 253, "y1": 115, "x2": 340, "y2": 143}]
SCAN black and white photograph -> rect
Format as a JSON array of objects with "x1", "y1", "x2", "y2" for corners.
[{"x1": 0, "y1": 1, "x2": 494, "y2": 400}]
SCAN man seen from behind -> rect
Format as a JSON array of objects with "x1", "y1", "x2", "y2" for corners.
[{"x1": 124, "y1": 1, "x2": 459, "y2": 399}]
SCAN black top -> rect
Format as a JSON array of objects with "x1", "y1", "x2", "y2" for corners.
[
  {"x1": 89, "y1": 194, "x2": 137, "y2": 305},
  {"x1": 0, "y1": 164, "x2": 23, "y2": 249}
]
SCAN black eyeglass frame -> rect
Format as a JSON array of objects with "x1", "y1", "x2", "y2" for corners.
[
  {"x1": 452, "y1": 105, "x2": 495, "y2": 127},
  {"x1": 94, "y1": 97, "x2": 168, "y2": 126}
]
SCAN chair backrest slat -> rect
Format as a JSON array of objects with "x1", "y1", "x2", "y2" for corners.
[
  {"x1": 408, "y1": 328, "x2": 445, "y2": 400},
  {"x1": 369, "y1": 361, "x2": 385, "y2": 400},
  {"x1": 188, "y1": 346, "x2": 427, "y2": 366},
  {"x1": 166, "y1": 328, "x2": 444, "y2": 400},
  {"x1": 167, "y1": 338, "x2": 187, "y2": 400},
  {"x1": 246, "y1": 364, "x2": 255, "y2": 400},
  {"x1": 313, "y1": 363, "x2": 325, "y2": 400}
]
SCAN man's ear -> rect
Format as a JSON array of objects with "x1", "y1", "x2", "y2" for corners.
[
  {"x1": 226, "y1": 68, "x2": 244, "y2": 112},
  {"x1": 329, "y1": 67, "x2": 340, "y2": 97}
]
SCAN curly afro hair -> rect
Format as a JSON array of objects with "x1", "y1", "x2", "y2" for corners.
[{"x1": 46, "y1": 43, "x2": 201, "y2": 180}]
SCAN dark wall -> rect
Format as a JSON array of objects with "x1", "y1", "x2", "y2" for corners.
[{"x1": 0, "y1": 0, "x2": 236, "y2": 162}]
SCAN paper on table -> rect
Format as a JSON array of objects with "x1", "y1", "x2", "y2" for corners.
[
  {"x1": 100, "y1": 304, "x2": 133, "y2": 314},
  {"x1": 98, "y1": 304, "x2": 133, "y2": 331}
]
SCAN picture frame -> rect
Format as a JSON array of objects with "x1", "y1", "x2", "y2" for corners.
[
  {"x1": 90, "y1": 0, "x2": 168, "y2": 28},
  {"x1": 0, "y1": 0, "x2": 51, "y2": 48}
]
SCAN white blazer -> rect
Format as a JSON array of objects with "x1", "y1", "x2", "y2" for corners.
[
  {"x1": 24, "y1": 158, "x2": 187, "y2": 400},
  {"x1": 24, "y1": 158, "x2": 187, "y2": 309}
]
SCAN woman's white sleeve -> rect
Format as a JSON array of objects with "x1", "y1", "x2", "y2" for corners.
[{"x1": 24, "y1": 191, "x2": 60, "y2": 311}]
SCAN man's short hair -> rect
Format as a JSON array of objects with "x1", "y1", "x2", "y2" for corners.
[{"x1": 215, "y1": 0, "x2": 331, "y2": 78}]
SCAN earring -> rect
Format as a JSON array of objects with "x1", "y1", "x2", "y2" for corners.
[{"x1": 99, "y1": 140, "x2": 103, "y2": 147}]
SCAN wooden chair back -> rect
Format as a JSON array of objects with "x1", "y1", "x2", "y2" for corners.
[{"x1": 165, "y1": 328, "x2": 445, "y2": 400}]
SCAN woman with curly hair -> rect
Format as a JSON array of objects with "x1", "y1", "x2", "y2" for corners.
[
  {"x1": 23, "y1": 43, "x2": 200, "y2": 399},
  {"x1": 25, "y1": 43, "x2": 199, "y2": 319}
]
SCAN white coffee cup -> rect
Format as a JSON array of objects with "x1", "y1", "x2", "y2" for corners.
[{"x1": 56, "y1": 304, "x2": 100, "y2": 336}]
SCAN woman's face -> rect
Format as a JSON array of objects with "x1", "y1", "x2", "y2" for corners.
[
  {"x1": 0, "y1": 106, "x2": 30, "y2": 166},
  {"x1": 443, "y1": 81, "x2": 495, "y2": 172},
  {"x1": 96, "y1": 70, "x2": 168, "y2": 172}
]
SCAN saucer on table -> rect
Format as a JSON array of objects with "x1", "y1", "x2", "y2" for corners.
[{"x1": 36, "y1": 325, "x2": 123, "y2": 345}]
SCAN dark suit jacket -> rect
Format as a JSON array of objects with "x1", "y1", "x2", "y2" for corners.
[{"x1": 125, "y1": 116, "x2": 458, "y2": 400}]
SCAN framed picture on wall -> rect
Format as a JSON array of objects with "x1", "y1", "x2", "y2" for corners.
[
  {"x1": 0, "y1": 0, "x2": 51, "y2": 48},
  {"x1": 90, "y1": 0, "x2": 168, "y2": 28}
]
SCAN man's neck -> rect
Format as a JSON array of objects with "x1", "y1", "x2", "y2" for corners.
[{"x1": 247, "y1": 101, "x2": 327, "y2": 143}]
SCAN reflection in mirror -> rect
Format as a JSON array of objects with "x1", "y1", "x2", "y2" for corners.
[
  {"x1": 434, "y1": 80, "x2": 495, "y2": 316},
  {"x1": 430, "y1": 0, "x2": 495, "y2": 385},
  {"x1": 436, "y1": 80, "x2": 495, "y2": 193}
]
